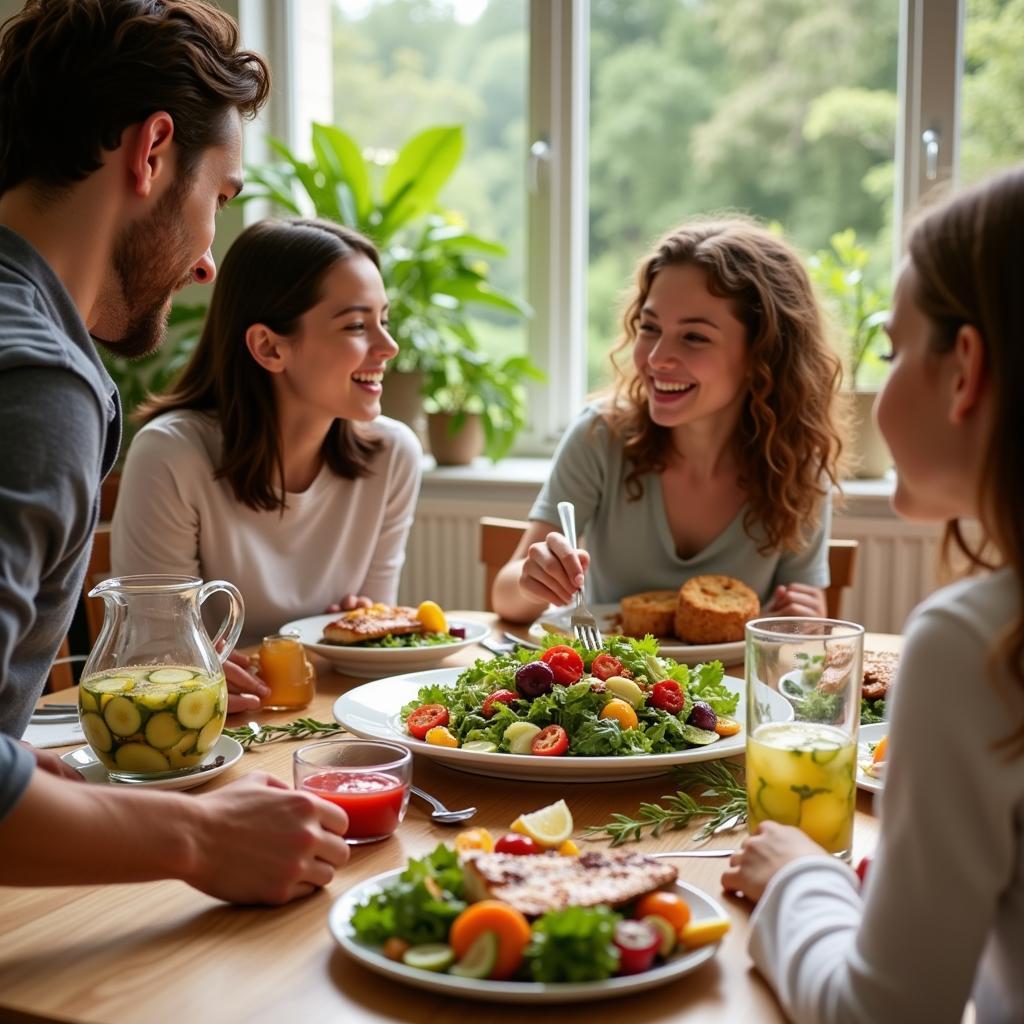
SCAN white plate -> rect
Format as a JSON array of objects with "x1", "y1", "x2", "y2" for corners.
[
  {"x1": 280, "y1": 613, "x2": 491, "y2": 679},
  {"x1": 521, "y1": 604, "x2": 745, "y2": 667},
  {"x1": 61, "y1": 735, "x2": 244, "y2": 792},
  {"x1": 330, "y1": 870, "x2": 726, "y2": 1004},
  {"x1": 334, "y1": 668, "x2": 793, "y2": 782},
  {"x1": 857, "y1": 723, "x2": 887, "y2": 794}
]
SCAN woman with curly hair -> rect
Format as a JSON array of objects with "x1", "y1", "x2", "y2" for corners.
[{"x1": 492, "y1": 217, "x2": 846, "y2": 623}]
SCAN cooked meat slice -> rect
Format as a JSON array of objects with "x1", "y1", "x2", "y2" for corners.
[
  {"x1": 321, "y1": 603, "x2": 422, "y2": 645},
  {"x1": 461, "y1": 850, "x2": 678, "y2": 917},
  {"x1": 862, "y1": 650, "x2": 899, "y2": 702}
]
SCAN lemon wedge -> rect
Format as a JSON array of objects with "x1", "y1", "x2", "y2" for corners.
[
  {"x1": 510, "y1": 798, "x2": 573, "y2": 848},
  {"x1": 679, "y1": 917, "x2": 731, "y2": 949},
  {"x1": 416, "y1": 600, "x2": 447, "y2": 633}
]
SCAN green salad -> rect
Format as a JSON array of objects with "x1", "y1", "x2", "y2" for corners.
[
  {"x1": 359, "y1": 631, "x2": 459, "y2": 649},
  {"x1": 401, "y1": 634, "x2": 740, "y2": 757}
]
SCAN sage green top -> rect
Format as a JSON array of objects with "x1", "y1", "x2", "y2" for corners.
[{"x1": 529, "y1": 405, "x2": 831, "y2": 605}]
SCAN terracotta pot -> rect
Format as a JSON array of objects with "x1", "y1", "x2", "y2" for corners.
[
  {"x1": 427, "y1": 412, "x2": 485, "y2": 466},
  {"x1": 379, "y1": 369, "x2": 427, "y2": 446},
  {"x1": 849, "y1": 389, "x2": 892, "y2": 478}
]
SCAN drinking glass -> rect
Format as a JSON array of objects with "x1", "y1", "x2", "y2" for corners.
[
  {"x1": 293, "y1": 739, "x2": 412, "y2": 844},
  {"x1": 258, "y1": 632, "x2": 315, "y2": 710},
  {"x1": 745, "y1": 617, "x2": 864, "y2": 861}
]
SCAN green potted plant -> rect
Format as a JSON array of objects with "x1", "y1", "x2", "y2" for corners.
[
  {"x1": 244, "y1": 123, "x2": 538, "y2": 457},
  {"x1": 807, "y1": 229, "x2": 892, "y2": 478}
]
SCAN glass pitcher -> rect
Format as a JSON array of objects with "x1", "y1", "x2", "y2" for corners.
[{"x1": 78, "y1": 575, "x2": 244, "y2": 781}]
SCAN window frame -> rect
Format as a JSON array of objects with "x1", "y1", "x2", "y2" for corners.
[{"x1": 242, "y1": 0, "x2": 966, "y2": 457}]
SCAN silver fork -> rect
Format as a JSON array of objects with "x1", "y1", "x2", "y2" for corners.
[{"x1": 556, "y1": 500, "x2": 603, "y2": 650}]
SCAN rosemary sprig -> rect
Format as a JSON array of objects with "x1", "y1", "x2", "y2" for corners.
[
  {"x1": 223, "y1": 718, "x2": 346, "y2": 750},
  {"x1": 584, "y1": 759, "x2": 748, "y2": 847}
]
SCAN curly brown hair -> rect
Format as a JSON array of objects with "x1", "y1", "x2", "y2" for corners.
[
  {"x1": 601, "y1": 216, "x2": 846, "y2": 554},
  {"x1": 906, "y1": 165, "x2": 1024, "y2": 756},
  {"x1": 0, "y1": 0, "x2": 270, "y2": 195}
]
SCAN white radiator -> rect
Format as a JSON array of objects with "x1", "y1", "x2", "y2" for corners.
[{"x1": 399, "y1": 491, "x2": 944, "y2": 635}]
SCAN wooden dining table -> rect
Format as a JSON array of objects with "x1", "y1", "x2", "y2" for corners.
[{"x1": 0, "y1": 617, "x2": 900, "y2": 1024}]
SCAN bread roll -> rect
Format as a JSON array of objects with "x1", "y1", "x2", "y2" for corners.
[
  {"x1": 673, "y1": 575, "x2": 759, "y2": 644},
  {"x1": 620, "y1": 590, "x2": 677, "y2": 638}
]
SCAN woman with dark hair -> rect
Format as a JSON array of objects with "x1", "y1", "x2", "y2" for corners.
[
  {"x1": 112, "y1": 217, "x2": 421, "y2": 654},
  {"x1": 493, "y1": 216, "x2": 845, "y2": 623},
  {"x1": 723, "y1": 167, "x2": 1024, "y2": 1022}
]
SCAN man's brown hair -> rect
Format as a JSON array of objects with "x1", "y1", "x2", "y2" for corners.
[{"x1": 0, "y1": 0, "x2": 270, "y2": 194}]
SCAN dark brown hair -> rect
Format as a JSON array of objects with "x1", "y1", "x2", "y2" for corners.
[
  {"x1": 139, "y1": 218, "x2": 385, "y2": 512},
  {"x1": 907, "y1": 165, "x2": 1024, "y2": 755},
  {"x1": 602, "y1": 216, "x2": 846, "y2": 554},
  {"x1": 0, "y1": 0, "x2": 270, "y2": 194}
]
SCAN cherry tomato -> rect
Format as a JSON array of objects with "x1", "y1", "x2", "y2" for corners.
[
  {"x1": 494, "y1": 833, "x2": 542, "y2": 855},
  {"x1": 530, "y1": 723, "x2": 569, "y2": 756},
  {"x1": 649, "y1": 680, "x2": 685, "y2": 715},
  {"x1": 589, "y1": 652, "x2": 625, "y2": 681},
  {"x1": 541, "y1": 644, "x2": 585, "y2": 684},
  {"x1": 481, "y1": 689, "x2": 517, "y2": 718},
  {"x1": 613, "y1": 919, "x2": 660, "y2": 975},
  {"x1": 406, "y1": 703, "x2": 449, "y2": 739},
  {"x1": 599, "y1": 697, "x2": 639, "y2": 730},
  {"x1": 634, "y1": 891, "x2": 692, "y2": 935}
]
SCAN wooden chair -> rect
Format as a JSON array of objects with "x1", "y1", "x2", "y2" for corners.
[
  {"x1": 46, "y1": 524, "x2": 112, "y2": 691},
  {"x1": 478, "y1": 516, "x2": 859, "y2": 618}
]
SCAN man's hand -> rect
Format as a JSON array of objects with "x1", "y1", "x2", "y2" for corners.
[
  {"x1": 324, "y1": 595, "x2": 374, "y2": 614},
  {"x1": 721, "y1": 821, "x2": 827, "y2": 902},
  {"x1": 223, "y1": 649, "x2": 270, "y2": 714},
  {"x1": 22, "y1": 742, "x2": 83, "y2": 782},
  {"x1": 187, "y1": 773, "x2": 351, "y2": 904}
]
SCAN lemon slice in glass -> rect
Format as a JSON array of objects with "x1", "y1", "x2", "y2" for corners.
[
  {"x1": 510, "y1": 798, "x2": 573, "y2": 848},
  {"x1": 416, "y1": 600, "x2": 447, "y2": 633}
]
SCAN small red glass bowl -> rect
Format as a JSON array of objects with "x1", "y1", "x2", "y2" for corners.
[{"x1": 293, "y1": 739, "x2": 412, "y2": 844}]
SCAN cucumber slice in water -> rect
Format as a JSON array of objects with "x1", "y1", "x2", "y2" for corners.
[
  {"x1": 756, "y1": 780, "x2": 801, "y2": 825},
  {"x1": 80, "y1": 711, "x2": 112, "y2": 753},
  {"x1": 449, "y1": 931, "x2": 498, "y2": 979},
  {"x1": 148, "y1": 668, "x2": 196, "y2": 685},
  {"x1": 89, "y1": 677, "x2": 133, "y2": 694},
  {"x1": 402, "y1": 943, "x2": 455, "y2": 973},
  {"x1": 176, "y1": 687, "x2": 217, "y2": 729},
  {"x1": 145, "y1": 712, "x2": 184, "y2": 750},
  {"x1": 811, "y1": 744, "x2": 842, "y2": 764},
  {"x1": 103, "y1": 696, "x2": 142, "y2": 737},
  {"x1": 196, "y1": 714, "x2": 224, "y2": 754},
  {"x1": 115, "y1": 743, "x2": 170, "y2": 773},
  {"x1": 79, "y1": 689, "x2": 98, "y2": 713}
]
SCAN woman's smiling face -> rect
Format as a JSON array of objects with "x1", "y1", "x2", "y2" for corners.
[
  {"x1": 276, "y1": 253, "x2": 398, "y2": 423},
  {"x1": 632, "y1": 262, "x2": 750, "y2": 432}
]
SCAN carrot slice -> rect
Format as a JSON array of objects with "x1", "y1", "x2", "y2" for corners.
[{"x1": 449, "y1": 900, "x2": 531, "y2": 980}]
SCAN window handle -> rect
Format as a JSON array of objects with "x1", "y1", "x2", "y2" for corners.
[
  {"x1": 529, "y1": 138, "x2": 550, "y2": 193},
  {"x1": 921, "y1": 129, "x2": 940, "y2": 181}
]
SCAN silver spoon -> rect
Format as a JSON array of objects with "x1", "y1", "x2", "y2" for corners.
[{"x1": 410, "y1": 785, "x2": 477, "y2": 824}]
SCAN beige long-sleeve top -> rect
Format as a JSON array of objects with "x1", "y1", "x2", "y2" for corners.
[
  {"x1": 111, "y1": 410, "x2": 422, "y2": 645},
  {"x1": 748, "y1": 567, "x2": 1024, "y2": 1024}
]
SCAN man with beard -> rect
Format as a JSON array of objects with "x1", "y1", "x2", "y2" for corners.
[{"x1": 0, "y1": 0, "x2": 351, "y2": 903}]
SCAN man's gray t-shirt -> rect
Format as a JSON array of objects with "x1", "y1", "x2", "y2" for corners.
[
  {"x1": 530, "y1": 405, "x2": 831, "y2": 605},
  {"x1": 0, "y1": 226, "x2": 120, "y2": 818}
]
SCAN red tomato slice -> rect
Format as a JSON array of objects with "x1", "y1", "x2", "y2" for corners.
[
  {"x1": 649, "y1": 680, "x2": 685, "y2": 715},
  {"x1": 531, "y1": 724, "x2": 569, "y2": 756},
  {"x1": 540, "y1": 645, "x2": 585, "y2": 684},
  {"x1": 589, "y1": 652, "x2": 625, "y2": 681},
  {"x1": 406, "y1": 703, "x2": 450, "y2": 739},
  {"x1": 481, "y1": 689, "x2": 517, "y2": 719}
]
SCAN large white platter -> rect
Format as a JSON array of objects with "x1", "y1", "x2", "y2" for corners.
[
  {"x1": 62, "y1": 736, "x2": 243, "y2": 792},
  {"x1": 280, "y1": 613, "x2": 490, "y2": 679},
  {"x1": 330, "y1": 871, "x2": 727, "y2": 1004},
  {"x1": 334, "y1": 667, "x2": 792, "y2": 782},
  {"x1": 856, "y1": 723, "x2": 887, "y2": 794},
  {"x1": 518, "y1": 604, "x2": 745, "y2": 667}
]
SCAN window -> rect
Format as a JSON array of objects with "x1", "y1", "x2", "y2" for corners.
[{"x1": 246, "y1": 0, "x2": 983, "y2": 457}]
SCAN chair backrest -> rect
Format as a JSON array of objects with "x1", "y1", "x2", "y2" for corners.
[
  {"x1": 478, "y1": 515, "x2": 859, "y2": 619},
  {"x1": 45, "y1": 524, "x2": 112, "y2": 692}
]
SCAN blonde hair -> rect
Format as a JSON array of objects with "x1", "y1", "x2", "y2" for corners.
[{"x1": 602, "y1": 216, "x2": 846, "y2": 554}]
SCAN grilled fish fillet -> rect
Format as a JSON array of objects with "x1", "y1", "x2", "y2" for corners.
[
  {"x1": 862, "y1": 649, "x2": 899, "y2": 702},
  {"x1": 461, "y1": 850, "x2": 678, "y2": 917},
  {"x1": 321, "y1": 603, "x2": 422, "y2": 645}
]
